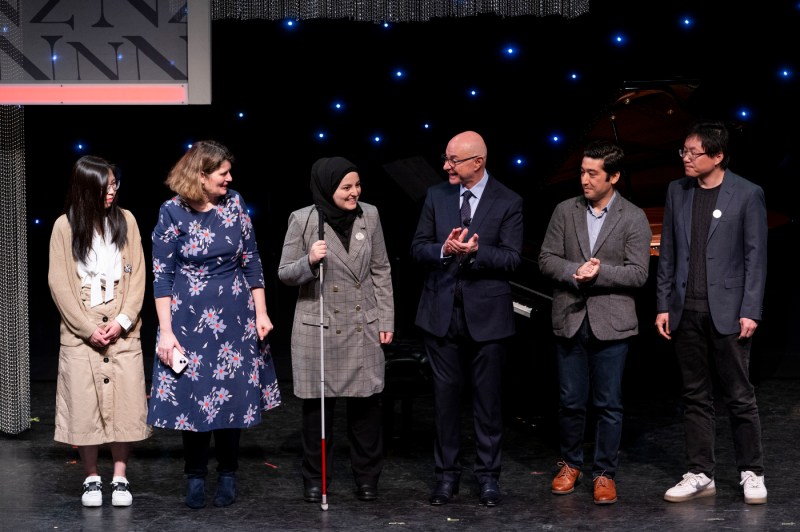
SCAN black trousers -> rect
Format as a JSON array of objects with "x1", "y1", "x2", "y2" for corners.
[
  {"x1": 673, "y1": 309, "x2": 764, "y2": 476},
  {"x1": 424, "y1": 303, "x2": 507, "y2": 484},
  {"x1": 183, "y1": 428, "x2": 241, "y2": 477},
  {"x1": 301, "y1": 395, "x2": 384, "y2": 488}
]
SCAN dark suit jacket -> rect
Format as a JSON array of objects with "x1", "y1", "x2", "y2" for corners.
[
  {"x1": 538, "y1": 193, "x2": 651, "y2": 341},
  {"x1": 656, "y1": 170, "x2": 768, "y2": 335},
  {"x1": 411, "y1": 174, "x2": 523, "y2": 342}
]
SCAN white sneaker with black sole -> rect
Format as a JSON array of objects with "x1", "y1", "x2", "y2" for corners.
[
  {"x1": 740, "y1": 471, "x2": 767, "y2": 504},
  {"x1": 81, "y1": 476, "x2": 103, "y2": 507},
  {"x1": 111, "y1": 476, "x2": 133, "y2": 507},
  {"x1": 664, "y1": 472, "x2": 716, "y2": 502}
]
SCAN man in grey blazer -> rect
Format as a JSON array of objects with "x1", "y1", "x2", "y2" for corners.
[
  {"x1": 538, "y1": 140, "x2": 651, "y2": 505},
  {"x1": 657, "y1": 120, "x2": 768, "y2": 505}
]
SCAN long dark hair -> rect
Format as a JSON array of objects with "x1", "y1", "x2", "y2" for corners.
[{"x1": 63, "y1": 155, "x2": 127, "y2": 263}]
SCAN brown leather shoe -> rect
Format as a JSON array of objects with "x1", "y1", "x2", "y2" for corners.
[
  {"x1": 551, "y1": 461, "x2": 583, "y2": 495},
  {"x1": 593, "y1": 475, "x2": 617, "y2": 505}
]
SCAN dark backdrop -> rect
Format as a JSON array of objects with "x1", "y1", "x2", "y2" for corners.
[{"x1": 26, "y1": 2, "x2": 800, "y2": 419}]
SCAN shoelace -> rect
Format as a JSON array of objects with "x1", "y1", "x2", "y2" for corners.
[
  {"x1": 594, "y1": 476, "x2": 610, "y2": 487},
  {"x1": 679, "y1": 473, "x2": 706, "y2": 487},
  {"x1": 556, "y1": 460, "x2": 577, "y2": 478},
  {"x1": 740, "y1": 474, "x2": 762, "y2": 488}
]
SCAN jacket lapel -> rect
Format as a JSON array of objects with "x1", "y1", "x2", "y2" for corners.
[
  {"x1": 591, "y1": 196, "x2": 623, "y2": 255},
  {"x1": 681, "y1": 179, "x2": 695, "y2": 247},
  {"x1": 326, "y1": 209, "x2": 367, "y2": 280},
  {"x1": 468, "y1": 179, "x2": 493, "y2": 234},
  {"x1": 707, "y1": 170, "x2": 735, "y2": 241},
  {"x1": 347, "y1": 214, "x2": 368, "y2": 266},
  {"x1": 446, "y1": 185, "x2": 462, "y2": 230},
  {"x1": 572, "y1": 197, "x2": 592, "y2": 260}
]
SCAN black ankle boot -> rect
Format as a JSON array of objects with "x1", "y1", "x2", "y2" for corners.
[
  {"x1": 186, "y1": 476, "x2": 206, "y2": 509},
  {"x1": 213, "y1": 473, "x2": 236, "y2": 507}
]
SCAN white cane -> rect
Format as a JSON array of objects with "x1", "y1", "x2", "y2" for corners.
[{"x1": 317, "y1": 208, "x2": 329, "y2": 511}]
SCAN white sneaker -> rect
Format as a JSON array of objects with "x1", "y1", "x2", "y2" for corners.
[
  {"x1": 81, "y1": 476, "x2": 102, "y2": 507},
  {"x1": 740, "y1": 471, "x2": 767, "y2": 504},
  {"x1": 664, "y1": 472, "x2": 716, "y2": 502},
  {"x1": 111, "y1": 476, "x2": 133, "y2": 507}
]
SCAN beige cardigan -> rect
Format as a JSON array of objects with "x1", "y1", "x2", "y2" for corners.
[{"x1": 48, "y1": 209, "x2": 146, "y2": 346}]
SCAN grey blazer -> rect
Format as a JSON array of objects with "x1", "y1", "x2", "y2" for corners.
[
  {"x1": 278, "y1": 202, "x2": 394, "y2": 399},
  {"x1": 655, "y1": 171, "x2": 767, "y2": 335},
  {"x1": 538, "y1": 193, "x2": 652, "y2": 341}
]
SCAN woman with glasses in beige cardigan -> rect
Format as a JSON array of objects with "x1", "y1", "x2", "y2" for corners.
[{"x1": 48, "y1": 155, "x2": 151, "y2": 507}]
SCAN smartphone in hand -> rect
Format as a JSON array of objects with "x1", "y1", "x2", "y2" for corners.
[{"x1": 170, "y1": 347, "x2": 189, "y2": 374}]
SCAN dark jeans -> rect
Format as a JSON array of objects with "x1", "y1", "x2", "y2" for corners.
[
  {"x1": 301, "y1": 395, "x2": 384, "y2": 488},
  {"x1": 556, "y1": 317, "x2": 628, "y2": 478},
  {"x1": 183, "y1": 428, "x2": 241, "y2": 477},
  {"x1": 673, "y1": 309, "x2": 764, "y2": 477}
]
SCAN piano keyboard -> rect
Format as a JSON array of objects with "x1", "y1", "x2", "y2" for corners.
[
  {"x1": 513, "y1": 301, "x2": 532, "y2": 317},
  {"x1": 510, "y1": 282, "x2": 552, "y2": 319}
]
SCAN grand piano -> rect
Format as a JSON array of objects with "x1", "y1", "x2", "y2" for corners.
[{"x1": 510, "y1": 80, "x2": 790, "y2": 319}]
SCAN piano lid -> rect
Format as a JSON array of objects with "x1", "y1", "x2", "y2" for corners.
[
  {"x1": 545, "y1": 81, "x2": 700, "y2": 191},
  {"x1": 541, "y1": 80, "x2": 788, "y2": 256}
]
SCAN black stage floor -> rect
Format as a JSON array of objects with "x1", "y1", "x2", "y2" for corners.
[{"x1": 2, "y1": 356, "x2": 799, "y2": 532}]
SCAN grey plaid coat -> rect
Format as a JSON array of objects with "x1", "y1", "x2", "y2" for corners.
[{"x1": 278, "y1": 203, "x2": 394, "y2": 398}]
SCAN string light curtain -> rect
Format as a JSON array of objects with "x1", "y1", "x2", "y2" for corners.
[
  {"x1": 211, "y1": 0, "x2": 589, "y2": 21},
  {"x1": 0, "y1": 6, "x2": 30, "y2": 434}
]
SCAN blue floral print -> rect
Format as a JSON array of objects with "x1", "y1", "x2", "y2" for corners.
[{"x1": 147, "y1": 191, "x2": 280, "y2": 431}]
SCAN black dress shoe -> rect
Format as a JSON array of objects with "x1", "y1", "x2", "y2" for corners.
[
  {"x1": 356, "y1": 484, "x2": 378, "y2": 501},
  {"x1": 479, "y1": 479, "x2": 502, "y2": 507},
  {"x1": 303, "y1": 486, "x2": 322, "y2": 503},
  {"x1": 429, "y1": 480, "x2": 459, "y2": 505}
]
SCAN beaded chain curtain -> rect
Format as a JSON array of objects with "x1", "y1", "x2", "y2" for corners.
[
  {"x1": 0, "y1": 13, "x2": 30, "y2": 435},
  {"x1": 211, "y1": 0, "x2": 589, "y2": 21}
]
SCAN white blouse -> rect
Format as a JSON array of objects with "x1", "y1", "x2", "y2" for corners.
[{"x1": 76, "y1": 227, "x2": 131, "y2": 330}]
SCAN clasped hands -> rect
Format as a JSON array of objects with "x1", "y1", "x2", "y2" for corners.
[
  {"x1": 573, "y1": 257, "x2": 600, "y2": 283},
  {"x1": 444, "y1": 227, "x2": 479, "y2": 257},
  {"x1": 89, "y1": 321, "x2": 123, "y2": 349}
]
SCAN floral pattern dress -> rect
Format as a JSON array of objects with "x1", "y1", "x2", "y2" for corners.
[{"x1": 147, "y1": 190, "x2": 280, "y2": 431}]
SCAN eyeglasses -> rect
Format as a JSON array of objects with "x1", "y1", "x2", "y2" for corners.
[
  {"x1": 678, "y1": 148, "x2": 707, "y2": 161},
  {"x1": 441, "y1": 154, "x2": 480, "y2": 167},
  {"x1": 107, "y1": 179, "x2": 120, "y2": 192}
]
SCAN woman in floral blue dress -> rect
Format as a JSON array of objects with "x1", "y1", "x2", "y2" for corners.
[{"x1": 147, "y1": 140, "x2": 280, "y2": 509}]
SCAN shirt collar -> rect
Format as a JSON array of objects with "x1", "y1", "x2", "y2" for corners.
[
  {"x1": 586, "y1": 190, "x2": 616, "y2": 215},
  {"x1": 461, "y1": 171, "x2": 488, "y2": 199}
]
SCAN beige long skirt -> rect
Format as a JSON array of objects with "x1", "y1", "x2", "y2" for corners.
[{"x1": 54, "y1": 288, "x2": 151, "y2": 446}]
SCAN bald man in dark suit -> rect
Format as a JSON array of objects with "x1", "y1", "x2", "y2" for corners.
[{"x1": 411, "y1": 130, "x2": 523, "y2": 507}]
